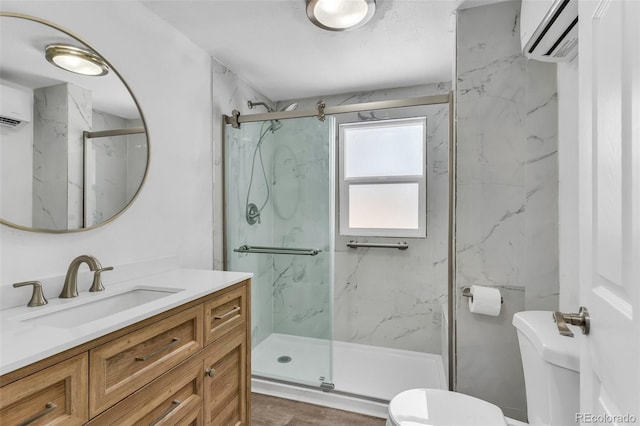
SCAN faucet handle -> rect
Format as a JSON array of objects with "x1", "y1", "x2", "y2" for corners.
[
  {"x1": 89, "y1": 266, "x2": 113, "y2": 292},
  {"x1": 13, "y1": 281, "x2": 48, "y2": 307}
]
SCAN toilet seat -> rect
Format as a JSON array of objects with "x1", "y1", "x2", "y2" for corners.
[{"x1": 387, "y1": 388, "x2": 508, "y2": 426}]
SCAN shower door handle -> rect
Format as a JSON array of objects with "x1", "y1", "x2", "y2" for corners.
[{"x1": 234, "y1": 245, "x2": 321, "y2": 256}]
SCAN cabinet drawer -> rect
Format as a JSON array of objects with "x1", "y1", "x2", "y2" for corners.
[
  {"x1": 90, "y1": 305, "x2": 203, "y2": 417},
  {"x1": 203, "y1": 329, "x2": 248, "y2": 426},
  {"x1": 0, "y1": 354, "x2": 88, "y2": 425},
  {"x1": 88, "y1": 355, "x2": 203, "y2": 425},
  {"x1": 204, "y1": 283, "x2": 247, "y2": 346}
]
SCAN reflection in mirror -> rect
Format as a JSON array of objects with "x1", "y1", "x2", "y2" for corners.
[{"x1": 0, "y1": 13, "x2": 148, "y2": 232}]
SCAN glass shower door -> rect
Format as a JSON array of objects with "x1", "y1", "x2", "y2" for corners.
[{"x1": 225, "y1": 116, "x2": 334, "y2": 389}]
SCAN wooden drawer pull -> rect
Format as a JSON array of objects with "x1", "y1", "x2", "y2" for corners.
[
  {"x1": 149, "y1": 400, "x2": 181, "y2": 426},
  {"x1": 214, "y1": 306, "x2": 240, "y2": 320},
  {"x1": 135, "y1": 337, "x2": 181, "y2": 361},
  {"x1": 19, "y1": 402, "x2": 57, "y2": 426}
]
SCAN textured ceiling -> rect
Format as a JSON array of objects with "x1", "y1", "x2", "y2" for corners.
[{"x1": 142, "y1": 0, "x2": 463, "y2": 101}]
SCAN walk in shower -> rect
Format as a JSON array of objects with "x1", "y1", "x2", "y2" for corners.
[{"x1": 224, "y1": 95, "x2": 453, "y2": 416}]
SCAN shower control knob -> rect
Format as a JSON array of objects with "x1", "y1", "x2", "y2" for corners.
[{"x1": 205, "y1": 367, "x2": 216, "y2": 377}]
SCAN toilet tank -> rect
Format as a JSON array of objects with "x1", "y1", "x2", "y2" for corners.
[{"x1": 513, "y1": 311, "x2": 580, "y2": 426}]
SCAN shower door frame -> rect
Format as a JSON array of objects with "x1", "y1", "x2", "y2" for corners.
[{"x1": 221, "y1": 92, "x2": 458, "y2": 392}]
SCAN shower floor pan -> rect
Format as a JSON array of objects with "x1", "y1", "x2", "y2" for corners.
[{"x1": 252, "y1": 333, "x2": 447, "y2": 418}]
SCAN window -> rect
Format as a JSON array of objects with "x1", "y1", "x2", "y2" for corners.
[{"x1": 338, "y1": 117, "x2": 427, "y2": 238}]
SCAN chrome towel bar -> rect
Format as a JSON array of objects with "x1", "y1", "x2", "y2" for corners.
[
  {"x1": 347, "y1": 241, "x2": 409, "y2": 250},
  {"x1": 234, "y1": 245, "x2": 321, "y2": 256}
]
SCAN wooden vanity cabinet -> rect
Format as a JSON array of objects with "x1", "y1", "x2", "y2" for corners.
[
  {"x1": 0, "y1": 279, "x2": 251, "y2": 426},
  {"x1": 203, "y1": 328, "x2": 248, "y2": 425},
  {"x1": 89, "y1": 304, "x2": 204, "y2": 417},
  {"x1": 0, "y1": 354, "x2": 89, "y2": 425}
]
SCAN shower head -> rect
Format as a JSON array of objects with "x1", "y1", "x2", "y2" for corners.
[
  {"x1": 247, "y1": 100, "x2": 298, "y2": 113},
  {"x1": 247, "y1": 100, "x2": 274, "y2": 112}
]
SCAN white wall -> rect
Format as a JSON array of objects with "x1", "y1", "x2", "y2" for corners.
[
  {"x1": 0, "y1": 1, "x2": 213, "y2": 309},
  {"x1": 0, "y1": 81, "x2": 33, "y2": 227},
  {"x1": 557, "y1": 58, "x2": 580, "y2": 311}
]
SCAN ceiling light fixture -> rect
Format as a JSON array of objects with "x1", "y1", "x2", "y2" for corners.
[
  {"x1": 306, "y1": 0, "x2": 376, "y2": 31},
  {"x1": 45, "y1": 44, "x2": 109, "y2": 76}
]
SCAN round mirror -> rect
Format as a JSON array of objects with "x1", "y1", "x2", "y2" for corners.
[{"x1": 0, "y1": 13, "x2": 149, "y2": 232}]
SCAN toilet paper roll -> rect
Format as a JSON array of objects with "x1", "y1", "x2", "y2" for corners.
[{"x1": 468, "y1": 285, "x2": 502, "y2": 316}]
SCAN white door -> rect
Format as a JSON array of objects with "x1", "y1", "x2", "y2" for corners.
[{"x1": 578, "y1": 0, "x2": 640, "y2": 422}]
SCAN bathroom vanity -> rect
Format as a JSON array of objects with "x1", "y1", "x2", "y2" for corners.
[{"x1": 0, "y1": 269, "x2": 252, "y2": 425}]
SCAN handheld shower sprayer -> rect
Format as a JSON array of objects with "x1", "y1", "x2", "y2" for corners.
[{"x1": 243, "y1": 102, "x2": 299, "y2": 226}]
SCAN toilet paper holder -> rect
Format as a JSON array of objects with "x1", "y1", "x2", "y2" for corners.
[{"x1": 462, "y1": 287, "x2": 504, "y2": 304}]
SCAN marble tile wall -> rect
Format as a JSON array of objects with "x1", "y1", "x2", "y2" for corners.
[
  {"x1": 270, "y1": 117, "x2": 332, "y2": 340},
  {"x1": 456, "y1": 1, "x2": 558, "y2": 421},
  {"x1": 125, "y1": 118, "x2": 147, "y2": 200},
  {"x1": 85, "y1": 111, "x2": 147, "y2": 226},
  {"x1": 66, "y1": 84, "x2": 92, "y2": 229},
  {"x1": 220, "y1": 78, "x2": 452, "y2": 353},
  {"x1": 280, "y1": 83, "x2": 451, "y2": 354},
  {"x1": 225, "y1": 120, "x2": 277, "y2": 348},
  {"x1": 32, "y1": 83, "x2": 91, "y2": 230},
  {"x1": 212, "y1": 58, "x2": 277, "y2": 348}
]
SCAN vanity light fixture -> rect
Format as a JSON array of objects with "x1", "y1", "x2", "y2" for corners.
[
  {"x1": 45, "y1": 44, "x2": 109, "y2": 76},
  {"x1": 306, "y1": 0, "x2": 376, "y2": 31}
]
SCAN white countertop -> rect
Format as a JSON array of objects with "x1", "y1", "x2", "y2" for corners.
[{"x1": 0, "y1": 268, "x2": 252, "y2": 376}]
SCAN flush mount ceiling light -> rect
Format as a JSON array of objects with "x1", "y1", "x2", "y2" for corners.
[
  {"x1": 306, "y1": 0, "x2": 376, "y2": 31},
  {"x1": 45, "y1": 44, "x2": 109, "y2": 76}
]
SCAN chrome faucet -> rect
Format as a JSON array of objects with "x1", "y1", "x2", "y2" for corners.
[{"x1": 59, "y1": 255, "x2": 112, "y2": 298}]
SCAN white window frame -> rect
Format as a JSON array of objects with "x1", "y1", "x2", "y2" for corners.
[{"x1": 338, "y1": 116, "x2": 427, "y2": 238}]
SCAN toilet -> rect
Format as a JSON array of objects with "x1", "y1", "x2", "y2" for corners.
[{"x1": 386, "y1": 311, "x2": 580, "y2": 426}]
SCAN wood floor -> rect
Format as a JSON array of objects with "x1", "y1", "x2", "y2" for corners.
[{"x1": 251, "y1": 393, "x2": 387, "y2": 426}]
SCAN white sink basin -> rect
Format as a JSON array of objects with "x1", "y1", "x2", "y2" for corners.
[{"x1": 20, "y1": 288, "x2": 182, "y2": 328}]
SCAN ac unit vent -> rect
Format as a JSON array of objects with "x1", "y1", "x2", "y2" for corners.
[
  {"x1": 521, "y1": 0, "x2": 578, "y2": 63},
  {"x1": 0, "y1": 84, "x2": 33, "y2": 128},
  {"x1": 0, "y1": 116, "x2": 23, "y2": 128}
]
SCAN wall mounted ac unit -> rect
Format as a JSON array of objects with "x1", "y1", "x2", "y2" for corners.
[
  {"x1": 0, "y1": 84, "x2": 33, "y2": 128},
  {"x1": 521, "y1": 0, "x2": 578, "y2": 62}
]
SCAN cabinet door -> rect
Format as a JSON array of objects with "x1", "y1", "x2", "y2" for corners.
[
  {"x1": 0, "y1": 354, "x2": 88, "y2": 425},
  {"x1": 203, "y1": 329, "x2": 249, "y2": 426},
  {"x1": 87, "y1": 356, "x2": 203, "y2": 425},
  {"x1": 90, "y1": 305, "x2": 203, "y2": 416},
  {"x1": 203, "y1": 283, "x2": 247, "y2": 346}
]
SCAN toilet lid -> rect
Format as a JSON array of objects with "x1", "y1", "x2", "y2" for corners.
[{"x1": 388, "y1": 389, "x2": 508, "y2": 426}]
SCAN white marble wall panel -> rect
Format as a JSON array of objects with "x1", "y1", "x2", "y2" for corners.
[
  {"x1": 88, "y1": 111, "x2": 128, "y2": 226},
  {"x1": 126, "y1": 118, "x2": 147, "y2": 200},
  {"x1": 225, "y1": 121, "x2": 277, "y2": 348},
  {"x1": 271, "y1": 117, "x2": 332, "y2": 340},
  {"x1": 212, "y1": 59, "x2": 273, "y2": 270},
  {"x1": 66, "y1": 84, "x2": 92, "y2": 229},
  {"x1": 32, "y1": 84, "x2": 70, "y2": 230},
  {"x1": 212, "y1": 59, "x2": 281, "y2": 349},
  {"x1": 282, "y1": 82, "x2": 451, "y2": 353},
  {"x1": 456, "y1": 285, "x2": 527, "y2": 420},
  {"x1": 524, "y1": 60, "x2": 559, "y2": 310},
  {"x1": 32, "y1": 83, "x2": 91, "y2": 230},
  {"x1": 455, "y1": 1, "x2": 558, "y2": 421}
]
